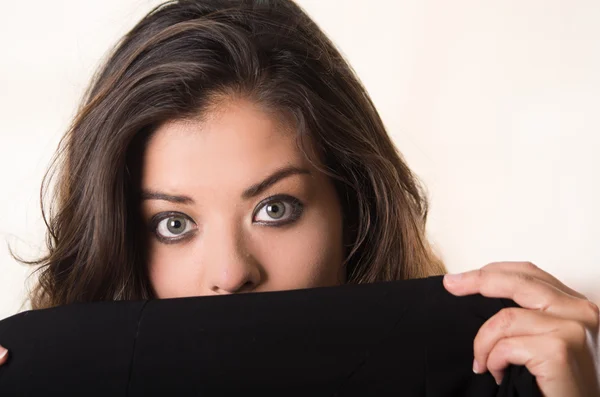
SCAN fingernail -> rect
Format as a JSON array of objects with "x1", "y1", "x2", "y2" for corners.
[
  {"x1": 472, "y1": 359, "x2": 480, "y2": 374},
  {"x1": 445, "y1": 273, "x2": 463, "y2": 283},
  {"x1": 0, "y1": 345, "x2": 7, "y2": 360}
]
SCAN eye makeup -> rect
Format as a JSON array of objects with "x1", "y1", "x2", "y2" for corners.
[
  {"x1": 148, "y1": 211, "x2": 198, "y2": 244},
  {"x1": 251, "y1": 194, "x2": 304, "y2": 227},
  {"x1": 146, "y1": 194, "x2": 305, "y2": 245}
]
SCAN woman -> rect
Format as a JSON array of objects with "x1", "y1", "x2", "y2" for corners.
[{"x1": 1, "y1": 0, "x2": 598, "y2": 394}]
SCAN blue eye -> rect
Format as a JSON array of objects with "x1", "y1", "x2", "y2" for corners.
[{"x1": 252, "y1": 195, "x2": 303, "y2": 226}]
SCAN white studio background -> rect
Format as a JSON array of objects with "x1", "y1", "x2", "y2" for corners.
[{"x1": 0, "y1": 0, "x2": 598, "y2": 320}]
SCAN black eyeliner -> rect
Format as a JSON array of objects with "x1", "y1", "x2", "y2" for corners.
[
  {"x1": 148, "y1": 211, "x2": 197, "y2": 244},
  {"x1": 252, "y1": 194, "x2": 304, "y2": 226}
]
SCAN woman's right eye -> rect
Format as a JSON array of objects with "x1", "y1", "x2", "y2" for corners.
[{"x1": 152, "y1": 213, "x2": 197, "y2": 243}]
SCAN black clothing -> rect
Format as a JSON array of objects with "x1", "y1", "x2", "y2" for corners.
[{"x1": 0, "y1": 276, "x2": 541, "y2": 396}]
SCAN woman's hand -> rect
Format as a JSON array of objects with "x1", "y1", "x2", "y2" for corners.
[
  {"x1": 0, "y1": 345, "x2": 7, "y2": 365},
  {"x1": 443, "y1": 261, "x2": 600, "y2": 397}
]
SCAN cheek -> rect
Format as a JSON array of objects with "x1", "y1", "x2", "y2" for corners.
[
  {"x1": 252, "y1": 207, "x2": 344, "y2": 288},
  {"x1": 146, "y1": 240, "x2": 201, "y2": 298}
]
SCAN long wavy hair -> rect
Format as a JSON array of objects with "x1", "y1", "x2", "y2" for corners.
[{"x1": 19, "y1": 0, "x2": 446, "y2": 310}]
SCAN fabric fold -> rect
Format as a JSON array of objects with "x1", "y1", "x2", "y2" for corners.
[{"x1": 0, "y1": 276, "x2": 541, "y2": 396}]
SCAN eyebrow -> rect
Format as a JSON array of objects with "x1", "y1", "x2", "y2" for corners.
[
  {"x1": 140, "y1": 165, "x2": 311, "y2": 204},
  {"x1": 140, "y1": 191, "x2": 194, "y2": 204},
  {"x1": 241, "y1": 166, "x2": 311, "y2": 199}
]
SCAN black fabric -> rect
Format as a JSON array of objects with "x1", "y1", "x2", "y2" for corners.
[{"x1": 0, "y1": 275, "x2": 541, "y2": 396}]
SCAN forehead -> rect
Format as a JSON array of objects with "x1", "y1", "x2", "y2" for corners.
[{"x1": 141, "y1": 99, "x2": 309, "y2": 192}]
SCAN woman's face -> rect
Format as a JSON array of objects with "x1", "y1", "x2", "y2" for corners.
[{"x1": 140, "y1": 98, "x2": 345, "y2": 298}]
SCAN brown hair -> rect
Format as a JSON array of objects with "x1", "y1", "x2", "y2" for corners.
[{"x1": 21, "y1": 0, "x2": 445, "y2": 310}]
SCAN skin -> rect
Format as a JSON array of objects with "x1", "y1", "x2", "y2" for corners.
[
  {"x1": 0, "y1": 98, "x2": 598, "y2": 396},
  {"x1": 444, "y1": 263, "x2": 600, "y2": 396},
  {"x1": 140, "y1": 98, "x2": 346, "y2": 298}
]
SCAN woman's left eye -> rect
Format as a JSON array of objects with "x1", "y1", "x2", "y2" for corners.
[{"x1": 252, "y1": 195, "x2": 303, "y2": 225}]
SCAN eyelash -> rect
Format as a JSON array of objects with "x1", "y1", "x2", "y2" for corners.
[
  {"x1": 148, "y1": 194, "x2": 304, "y2": 244},
  {"x1": 252, "y1": 194, "x2": 304, "y2": 227},
  {"x1": 149, "y1": 211, "x2": 197, "y2": 245}
]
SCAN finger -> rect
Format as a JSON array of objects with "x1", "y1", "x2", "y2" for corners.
[
  {"x1": 0, "y1": 345, "x2": 8, "y2": 365},
  {"x1": 486, "y1": 334, "x2": 586, "y2": 396},
  {"x1": 481, "y1": 261, "x2": 586, "y2": 300},
  {"x1": 443, "y1": 269, "x2": 595, "y2": 326},
  {"x1": 473, "y1": 307, "x2": 576, "y2": 374}
]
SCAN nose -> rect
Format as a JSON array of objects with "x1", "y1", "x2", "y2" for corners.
[{"x1": 202, "y1": 221, "x2": 262, "y2": 295}]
